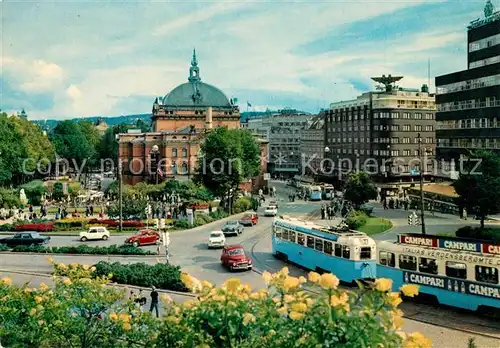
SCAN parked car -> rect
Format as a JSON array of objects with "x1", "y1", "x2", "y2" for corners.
[
  {"x1": 220, "y1": 245, "x2": 252, "y2": 271},
  {"x1": 269, "y1": 200, "x2": 278, "y2": 208},
  {"x1": 221, "y1": 221, "x2": 244, "y2": 236},
  {"x1": 360, "y1": 204, "x2": 374, "y2": 216},
  {"x1": 124, "y1": 229, "x2": 160, "y2": 247},
  {"x1": 264, "y1": 206, "x2": 278, "y2": 217},
  {"x1": 79, "y1": 226, "x2": 110, "y2": 242},
  {"x1": 208, "y1": 231, "x2": 226, "y2": 249},
  {"x1": 0, "y1": 232, "x2": 50, "y2": 247},
  {"x1": 239, "y1": 212, "x2": 258, "y2": 226}
]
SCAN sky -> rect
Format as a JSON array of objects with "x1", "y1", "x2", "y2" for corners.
[{"x1": 0, "y1": 0, "x2": 494, "y2": 120}]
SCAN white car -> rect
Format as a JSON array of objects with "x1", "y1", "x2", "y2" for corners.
[
  {"x1": 79, "y1": 226, "x2": 110, "y2": 242},
  {"x1": 264, "y1": 206, "x2": 278, "y2": 217},
  {"x1": 208, "y1": 231, "x2": 226, "y2": 249}
]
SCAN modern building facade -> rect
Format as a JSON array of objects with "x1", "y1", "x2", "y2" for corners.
[
  {"x1": 263, "y1": 109, "x2": 313, "y2": 177},
  {"x1": 324, "y1": 76, "x2": 436, "y2": 186},
  {"x1": 118, "y1": 51, "x2": 267, "y2": 190},
  {"x1": 435, "y1": 1, "x2": 500, "y2": 175},
  {"x1": 300, "y1": 114, "x2": 325, "y2": 176}
]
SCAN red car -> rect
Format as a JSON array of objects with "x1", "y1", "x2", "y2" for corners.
[
  {"x1": 125, "y1": 229, "x2": 160, "y2": 247},
  {"x1": 239, "y1": 212, "x2": 258, "y2": 226},
  {"x1": 220, "y1": 245, "x2": 252, "y2": 271}
]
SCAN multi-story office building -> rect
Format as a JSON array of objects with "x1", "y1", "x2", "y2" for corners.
[
  {"x1": 262, "y1": 109, "x2": 313, "y2": 176},
  {"x1": 245, "y1": 116, "x2": 270, "y2": 141},
  {"x1": 435, "y1": 1, "x2": 500, "y2": 175},
  {"x1": 300, "y1": 114, "x2": 325, "y2": 176},
  {"x1": 324, "y1": 76, "x2": 436, "y2": 185}
]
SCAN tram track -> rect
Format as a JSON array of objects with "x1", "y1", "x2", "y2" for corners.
[{"x1": 248, "y1": 237, "x2": 500, "y2": 341}]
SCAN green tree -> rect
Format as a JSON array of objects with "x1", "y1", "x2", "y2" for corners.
[
  {"x1": 0, "y1": 188, "x2": 21, "y2": 208},
  {"x1": 135, "y1": 118, "x2": 151, "y2": 132},
  {"x1": 76, "y1": 120, "x2": 101, "y2": 165},
  {"x1": 344, "y1": 172, "x2": 377, "y2": 209},
  {"x1": 50, "y1": 121, "x2": 94, "y2": 168},
  {"x1": 20, "y1": 180, "x2": 47, "y2": 206},
  {"x1": 107, "y1": 196, "x2": 147, "y2": 219},
  {"x1": 195, "y1": 128, "x2": 260, "y2": 198},
  {"x1": 52, "y1": 182, "x2": 65, "y2": 201},
  {"x1": 99, "y1": 124, "x2": 129, "y2": 164},
  {"x1": 0, "y1": 114, "x2": 26, "y2": 185},
  {"x1": 453, "y1": 151, "x2": 500, "y2": 229}
]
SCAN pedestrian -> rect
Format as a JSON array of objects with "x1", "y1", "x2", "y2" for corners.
[
  {"x1": 90, "y1": 205, "x2": 94, "y2": 216},
  {"x1": 383, "y1": 199, "x2": 388, "y2": 210},
  {"x1": 149, "y1": 286, "x2": 159, "y2": 317},
  {"x1": 321, "y1": 205, "x2": 325, "y2": 220},
  {"x1": 463, "y1": 207, "x2": 468, "y2": 220},
  {"x1": 395, "y1": 198, "x2": 399, "y2": 209}
]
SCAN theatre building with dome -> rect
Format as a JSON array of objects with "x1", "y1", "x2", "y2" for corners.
[{"x1": 118, "y1": 51, "x2": 268, "y2": 190}]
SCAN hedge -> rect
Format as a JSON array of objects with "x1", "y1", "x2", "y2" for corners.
[
  {"x1": 14, "y1": 222, "x2": 55, "y2": 232},
  {"x1": 0, "y1": 244, "x2": 9, "y2": 251},
  {"x1": 92, "y1": 261, "x2": 187, "y2": 292},
  {"x1": 8, "y1": 244, "x2": 153, "y2": 255},
  {"x1": 456, "y1": 226, "x2": 500, "y2": 242},
  {"x1": 88, "y1": 219, "x2": 145, "y2": 228},
  {"x1": 345, "y1": 210, "x2": 369, "y2": 230}
]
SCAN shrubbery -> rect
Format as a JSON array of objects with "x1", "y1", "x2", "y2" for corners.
[
  {"x1": 0, "y1": 263, "x2": 431, "y2": 348},
  {"x1": 0, "y1": 188, "x2": 21, "y2": 209},
  {"x1": 14, "y1": 222, "x2": 55, "y2": 232},
  {"x1": 234, "y1": 197, "x2": 253, "y2": 213},
  {"x1": 93, "y1": 261, "x2": 187, "y2": 292},
  {"x1": 0, "y1": 244, "x2": 9, "y2": 251},
  {"x1": 8, "y1": 244, "x2": 153, "y2": 255},
  {"x1": 456, "y1": 226, "x2": 500, "y2": 242},
  {"x1": 345, "y1": 210, "x2": 369, "y2": 229}
]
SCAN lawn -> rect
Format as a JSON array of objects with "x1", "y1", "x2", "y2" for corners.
[{"x1": 357, "y1": 217, "x2": 393, "y2": 235}]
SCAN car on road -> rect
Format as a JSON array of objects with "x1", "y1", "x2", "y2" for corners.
[
  {"x1": 264, "y1": 206, "x2": 278, "y2": 217},
  {"x1": 269, "y1": 200, "x2": 278, "y2": 208},
  {"x1": 208, "y1": 231, "x2": 226, "y2": 249},
  {"x1": 0, "y1": 232, "x2": 50, "y2": 247},
  {"x1": 124, "y1": 229, "x2": 160, "y2": 247},
  {"x1": 79, "y1": 226, "x2": 110, "y2": 242},
  {"x1": 220, "y1": 245, "x2": 252, "y2": 271},
  {"x1": 221, "y1": 221, "x2": 244, "y2": 236},
  {"x1": 239, "y1": 212, "x2": 258, "y2": 226}
]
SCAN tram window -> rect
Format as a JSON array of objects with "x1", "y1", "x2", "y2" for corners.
[
  {"x1": 334, "y1": 244, "x2": 342, "y2": 257},
  {"x1": 379, "y1": 251, "x2": 395, "y2": 267},
  {"x1": 360, "y1": 247, "x2": 371, "y2": 260},
  {"x1": 446, "y1": 262, "x2": 467, "y2": 279},
  {"x1": 399, "y1": 255, "x2": 417, "y2": 271},
  {"x1": 274, "y1": 227, "x2": 281, "y2": 238},
  {"x1": 307, "y1": 236, "x2": 315, "y2": 248},
  {"x1": 289, "y1": 231, "x2": 296, "y2": 243},
  {"x1": 324, "y1": 241, "x2": 333, "y2": 255},
  {"x1": 419, "y1": 257, "x2": 438, "y2": 275},
  {"x1": 297, "y1": 233, "x2": 305, "y2": 246},
  {"x1": 342, "y1": 246, "x2": 350, "y2": 259},
  {"x1": 315, "y1": 239, "x2": 324, "y2": 252},
  {"x1": 281, "y1": 230, "x2": 289, "y2": 241},
  {"x1": 475, "y1": 266, "x2": 498, "y2": 284}
]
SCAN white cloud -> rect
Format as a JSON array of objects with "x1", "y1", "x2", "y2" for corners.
[{"x1": 3, "y1": 57, "x2": 64, "y2": 92}]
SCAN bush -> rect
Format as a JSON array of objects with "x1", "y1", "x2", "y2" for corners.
[
  {"x1": 194, "y1": 213, "x2": 213, "y2": 226},
  {"x1": 88, "y1": 219, "x2": 145, "y2": 228},
  {"x1": 173, "y1": 219, "x2": 189, "y2": 229},
  {"x1": 55, "y1": 218, "x2": 88, "y2": 229},
  {"x1": 0, "y1": 244, "x2": 9, "y2": 251},
  {"x1": 14, "y1": 222, "x2": 55, "y2": 232},
  {"x1": 93, "y1": 261, "x2": 187, "y2": 292},
  {"x1": 20, "y1": 180, "x2": 47, "y2": 206},
  {"x1": 233, "y1": 197, "x2": 253, "y2": 213},
  {"x1": 0, "y1": 188, "x2": 21, "y2": 209},
  {"x1": 456, "y1": 226, "x2": 500, "y2": 242},
  {"x1": 9, "y1": 244, "x2": 153, "y2": 255},
  {"x1": 0, "y1": 224, "x2": 13, "y2": 232},
  {"x1": 345, "y1": 210, "x2": 369, "y2": 230},
  {"x1": 209, "y1": 209, "x2": 229, "y2": 220}
]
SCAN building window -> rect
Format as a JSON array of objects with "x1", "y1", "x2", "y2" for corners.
[
  {"x1": 403, "y1": 125, "x2": 411, "y2": 131},
  {"x1": 403, "y1": 149, "x2": 411, "y2": 156},
  {"x1": 426, "y1": 137, "x2": 433, "y2": 144},
  {"x1": 391, "y1": 125, "x2": 399, "y2": 131},
  {"x1": 181, "y1": 162, "x2": 188, "y2": 173},
  {"x1": 414, "y1": 113, "x2": 422, "y2": 119},
  {"x1": 425, "y1": 125, "x2": 434, "y2": 131},
  {"x1": 181, "y1": 148, "x2": 188, "y2": 157},
  {"x1": 391, "y1": 112, "x2": 399, "y2": 119},
  {"x1": 402, "y1": 113, "x2": 411, "y2": 119},
  {"x1": 414, "y1": 125, "x2": 422, "y2": 132},
  {"x1": 172, "y1": 148, "x2": 178, "y2": 157},
  {"x1": 373, "y1": 125, "x2": 379, "y2": 131},
  {"x1": 391, "y1": 150, "x2": 399, "y2": 157},
  {"x1": 373, "y1": 112, "x2": 379, "y2": 119},
  {"x1": 391, "y1": 137, "x2": 399, "y2": 144},
  {"x1": 424, "y1": 113, "x2": 433, "y2": 120},
  {"x1": 402, "y1": 137, "x2": 410, "y2": 144}
]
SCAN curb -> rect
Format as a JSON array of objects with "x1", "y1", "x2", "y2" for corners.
[
  {"x1": 0, "y1": 269, "x2": 196, "y2": 298},
  {"x1": 0, "y1": 251, "x2": 160, "y2": 258}
]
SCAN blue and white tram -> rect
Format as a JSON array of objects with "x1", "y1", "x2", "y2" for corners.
[
  {"x1": 377, "y1": 234, "x2": 500, "y2": 312},
  {"x1": 272, "y1": 216, "x2": 377, "y2": 283},
  {"x1": 308, "y1": 186, "x2": 322, "y2": 201}
]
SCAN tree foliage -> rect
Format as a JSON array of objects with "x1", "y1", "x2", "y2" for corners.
[
  {"x1": 344, "y1": 172, "x2": 377, "y2": 209},
  {"x1": 0, "y1": 188, "x2": 21, "y2": 209},
  {"x1": 99, "y1": 124, "x2": 129, "y2": 164},
  {"x1": 20, "y1": 180, "x2": 47, "y2": 206},
  {"x1": 0, "y1": 114, "x2": 26, "y2": 185},
  {"x1": 50, "y1": 121, "x2": 96, "y2": 167},
  {"x1": 453, "y1": 150, "x2": 500, "y2": 228},
  {"x1": 195, "y1": 128, "x2": 261, "y2": 197}
]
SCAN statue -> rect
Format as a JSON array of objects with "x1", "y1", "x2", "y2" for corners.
[
  {"x1": 19, "y1": 189, "x2": 28, "y2": 205},
  {"x1": 484, "y1": 0, "x2": 494, "y2": 18}
]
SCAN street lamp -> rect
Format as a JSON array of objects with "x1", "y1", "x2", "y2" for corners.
[
  {"x1": 417, "y1": 133, "x2": 426, "y2": 235},
  {"x1": 151, "y1": 145, "x2": 160, "y2": 185},
  {"x1": 324, "y1": 147, "x2": 330, "y2": 174}
]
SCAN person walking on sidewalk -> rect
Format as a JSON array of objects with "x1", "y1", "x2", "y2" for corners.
[{"x1": 149, "y1": 286, "x2": 159, "y2": 317}]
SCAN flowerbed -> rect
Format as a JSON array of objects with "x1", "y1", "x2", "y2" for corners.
[
  {"x1": 8, "y1": 244, "x2": 153, "y2": 255},
  {"x1": 88, "y1": 219, "x2": 145, "y2": 228},
  {"x1": 14, "y1": 222, "x2": 55, "y2": 232},
  {"x1": 92, "y1": 261, "x2": 187, "y2": 292}
]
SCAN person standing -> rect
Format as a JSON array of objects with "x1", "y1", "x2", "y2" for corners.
[
  {"x1": 321, "y1": 205, "x2": 325, "y2": 220},
  {"x1": 149, "y1": 286, "x2": 159, "y2": 317}
]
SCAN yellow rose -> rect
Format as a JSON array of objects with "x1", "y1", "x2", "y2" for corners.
[
  {"x1": 262, "y1": 271, "x2": 272, "y2": 284},
  {"x1": 82, "y1": 264, "x2": 90, "y2": 270},
  {"x1": 283, "y1": 276, "x2": 300, "y2": 291},
  {"x1": 90, "y1": 266, "x2": 96, "y2": 272},
  {"x1": 305, "y1": 298, "x2": 314, "y2": 307},
  {"x1": 119, "y1": 313, "x2": 131, "y2": 322},
  {"x1": 387, "y1": 292, "x2": 402, "y2": 307},
  {"x1": 109, "y1": 312, "x2": 118, "y2": 321},
  {"x1": 38, "y1": 320, "x2": 45, "y2": 326},
  {"x1": 308, "y1": 271, "x2": 320, "y2": 283},
  {"x1": 24, "y1": 287, "x2": 32, "y2": 294},
  {"x1": 291, "y1": 302, "x2": 307, "y2": 313},
  {"x1": 212, "y1": 294, "x2": 226, "y2": 302},
  {"x1": 277, "y1": 306, "x2": 287, "y2": 315},
  {"x1": 268, "y1": 329, "x2": 276, "y2": 336},
  {"x1": 240, "y1": 283, "x2": 252, "y2": 293},
  {"x1": 39, "y1": 282, "x2": 49, "y2": 291},
  {"x1": 289, "y1": 311, "x2": 304, "y2": 320},
  {"x1": 201, "y1": 280, "x2": 214, "y2": 289},
  {"x1": 63, "y1": 278, "x2": 72, "y2": 286},
  {"x1": 242, "y1": 312, "x2": 256, "y2": 325},
  {"x1": 284, "y1": 294, "x2": 295, "y2": 303},
  {"x1": 34, "y1": 296, "x2": 43, "y2": 304},
  {"x1": 122, "y1": 322, "x2": 132, "y2": 331},
  {"x1": 400, "y1": 284, "x2": 419, "y2": 297},
  {"x1": 71, "y1": 263, "x2": 78, "y2": 269},
  {"x1": 391, "y1": 309, "x2": 404, "y2": 330},
  {"x1": 223, "y1": 278, "x2": 241, "y2": 293},
  {"x1": 403, "y1": 332, "x2": 432, "y2": 348},
  {"x1": 279, "y1": 267, "x2": 289, "y2": 276},
  {"x1": 330, "y1": 292, "x2": 349, "y2": 307},
  {"x1": 319, "y1": 273, "x2": 340, "y2": 290},
  {"x1": 299, "y1": 276, "x2": 307, "y2": 284},
  {"x1": 29, "y1": 308, "x2": 37, "y2": 316},
  {"x1": 0, "y1": 277, "x2": 12, "y2": 286},
  {"x1": 374, "y1": 278, "x2": 393, "y2": 292},
  {"x1": 183, "y1": 299, "x2": 197, "y2": 309},
  {"x1": 250, "y1": 292, "x2": 261, "y2": 300}
]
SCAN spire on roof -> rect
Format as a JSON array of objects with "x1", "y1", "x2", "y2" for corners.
[
  {"x1": 191, "y1": 48, "x2": 198, "y2": 67},
  {"x1": 188, "y1": 48, "x2": 201, "y2": 83}
]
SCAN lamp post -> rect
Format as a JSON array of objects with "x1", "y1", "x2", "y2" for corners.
[
  {"x1": 150, "y1": 145, "x2": 160, "y2": 185},
  {"x1": 324, "y1": 146, "x2": 330, "y2": 175},
  {"x1": 229, "y1": 188, "x2": 234, "y2": 214},
  {"x1": 118, "y1": 158, "x2": 123, "y2": 232},
  {"x1": 417, "y1": 133, "x2": 426, "y2": 235}
]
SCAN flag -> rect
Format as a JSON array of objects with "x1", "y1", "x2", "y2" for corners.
[
  {"x1": 247, "y1": 101, "x2": 252, "y2": 107},
  {"x1": 157, "y1": 167, "x2": 164, "y2": 177}
]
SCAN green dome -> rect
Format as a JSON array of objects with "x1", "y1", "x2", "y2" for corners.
[{"x1": 163, "y1": 81, "x2": 232, "y2": 108}]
